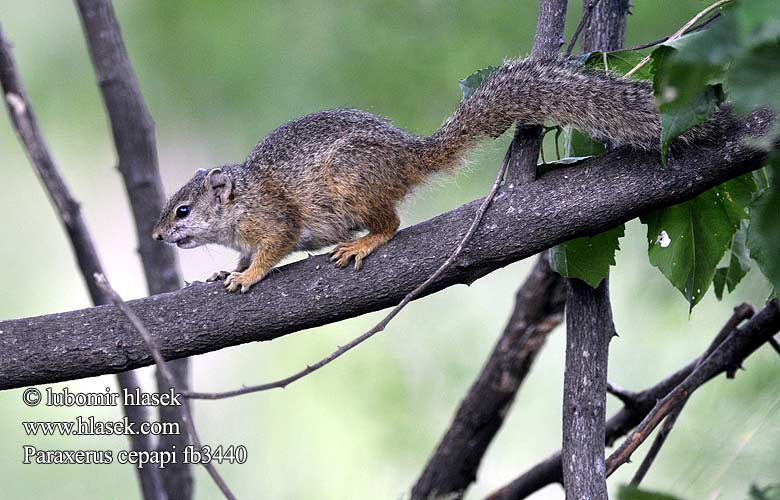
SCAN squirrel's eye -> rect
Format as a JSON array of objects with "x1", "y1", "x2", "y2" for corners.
[{"x1": 175, "y1": 205, "x2": 191, "y2": 219}]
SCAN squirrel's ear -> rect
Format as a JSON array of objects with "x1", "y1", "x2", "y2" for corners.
[{"x1": 204, "y1": 168, "x2": 233, "y2": 205}]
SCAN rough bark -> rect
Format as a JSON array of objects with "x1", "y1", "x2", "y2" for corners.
[
  {"x1": 562, "y1": 279, "x2": 615, "y2": 500},
  {"x1": 560, "y1": 2, "x2": 628, "y2": 498},
  {"x1": 581, "y1": 0, "x2": 630, "y2": 53},
  {"x1": 74, "y1": 1, "x2": 191, "y2": 498},
  {"x1": 506, "y1": 0, "x2": 568, "y2": 186},
  {"x1": 0, "y1": 110, "x2": 773, "y2": 389}
]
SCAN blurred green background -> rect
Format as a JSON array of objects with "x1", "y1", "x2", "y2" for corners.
[{"x1": 0, "y1": 1, "x2": 777, "y2": 499}]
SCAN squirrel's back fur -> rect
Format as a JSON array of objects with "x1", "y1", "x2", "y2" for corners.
[{"x1": 153, "y1": 56, "x2": 680, "y2": 292}]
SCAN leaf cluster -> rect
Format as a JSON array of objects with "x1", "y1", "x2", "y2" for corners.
[{"x1": 460, "y1": 0, "x2": 779, "y2": 309}]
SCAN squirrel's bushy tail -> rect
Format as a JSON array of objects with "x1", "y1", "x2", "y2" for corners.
[{"x1": 420, "y1": 57, "x2": 660, "y2": 171}]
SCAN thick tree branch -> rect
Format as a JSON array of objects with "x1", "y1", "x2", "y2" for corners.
[
  {"x1": 507, "y1": 0, "x2": 568, "y2": 186},
  {"x1": 561, "y1": 3, "x2": 626, "y2": 498},
  {"x1": 74, "y1": 1, "x2": 190, "y2": 497},
  {"x1": 562, "y1": 279, "x2": 615, "y2": 500},
  {"x1": 0, "y1": 111, "x2": 773, "y2": 390},
  {"x1": 411, "y1": 255, "x2": 565, "y2": 499},
  {"x1": 0, "y1": 25, "x2": 163, "y2": 500},
  {"x1": 486, "y1": 299, "x2": 780, "y2": 500}
]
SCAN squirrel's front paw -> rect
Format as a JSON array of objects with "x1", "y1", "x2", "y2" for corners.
[
  {"x1": 206, "y1": 270, "x2": 231, "y2": 282},
  {"x1": 224, "y1": 270, "x2": 262, "y2": 294}
]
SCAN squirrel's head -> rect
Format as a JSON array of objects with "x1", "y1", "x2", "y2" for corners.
[{"x1": 152, "y1": 166, "x2": 236, "y2": 249}]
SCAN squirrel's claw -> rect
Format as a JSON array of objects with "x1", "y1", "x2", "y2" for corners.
[
  {"x1": 329, "y1": 242, "x2": 367, "y2": 270},
  {"x1": 223, "y1": 271, "x2": 260, "y2": 293},
  {"x1": 207, "y1": 270, "x2": 231, "y2": 282}
]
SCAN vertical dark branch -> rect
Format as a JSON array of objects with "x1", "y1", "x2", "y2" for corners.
[
  {"x1": 73, "y1": 1, "x2": 191, "y2": 498},
  {"x1": 561, "y1": 2, "x2": 627, "y2": 498},
  {"x1": 411, "y1": 255, "x2": 566, "y2": 499},
  {"x1": 0, "y1": 26, "x2": 163, "y2": 500},
  {"x1": 531, "y1": 0, "x2": 569, "y2": 58},
  {"x1": 562, "y1": 279, "x2": 615, "y2": 500},
  {"x1": 581, "y1": 0, "x2": 630, "y2": 53},
  {"x1": 72, "y1": 0, "x2": 179, "y2": 296},
  {"x1": 505, "y1": 0, "x2": 568, "y2": 185}
]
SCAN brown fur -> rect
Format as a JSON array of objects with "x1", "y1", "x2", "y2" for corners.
[{"x1": 151, "y1": 56, "x2": 717, "y2": 293}]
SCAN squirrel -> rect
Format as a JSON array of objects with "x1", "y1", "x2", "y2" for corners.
[{"x1": 151, "y1": 57, "x2": 667, "y2": 293}]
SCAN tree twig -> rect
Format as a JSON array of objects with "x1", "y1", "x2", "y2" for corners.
[
  {"x1": 565, "y1": 0, "x2": 603, "y2": 56},
  {"x1": 94, "y1": 274, "x2": 238, "y2": 500},
  {"x1": 626, "y1": 12, "x2": 721, "y2": 52},
  {"x1": 0, "y1": 25, "x2": 164, "y2": 500},
  {"x1": 183, "y1": 145, "x2": 514, "y2": 399},
  {"x1": 767, "y1": 336, "x2": 780, "y2": 357},
  {"x1": 628, "y1": 302, "x2": 754, "y2": 486},
  {"x1": 486, "y1": 299, "x2": 780, "y2": 500},
  {"x1": 0, "y1": 108, "x2": 773, "y2": 391},
  {"x1": 606, "y1": 381, "x2": 639, "y2": 407},
  {"x1": 625, "y1": 0, "x2": 733, "y2": 78},
  {"x1": 605, "y1": 301, "x2": 775, "y2": 477},
  {"x1": 74, "y1": 1, "x2": 191, "y2": 496}
]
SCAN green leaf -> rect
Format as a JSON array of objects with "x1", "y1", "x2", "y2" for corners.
[
  {"x1": 458, "y1": 65, "x2": 498, "y2": 99},
  {"x1": 641, "y1": 175, "x2": 756, "y2": 310},
  {"x1": 550, "y1": 224, "x2": 624, "y2": 288},
  {"x1": 747, "y1": 185, "x2": 780, "y2": 292},
  {"x1": 726, "y1": 41, "x2": 780, "y2": 136},
  {"x1": 651, "y1": 45, "x2": 725, "y2": 163},
  {"x1": 581, "y1": 49, "x2": 653, "y2": 80},
  {"x1": 713, "y1": 220, "x2": 751, "y2": 300},
  {"x1": 735, "y1": 0, "x2": 780, "y2": 47},
  {"x1": 618, "y1": 485, "x2": 685, "y2": 500},
  {"x1": 565, "y1": 128, "x2": 606, "y2": 157}
]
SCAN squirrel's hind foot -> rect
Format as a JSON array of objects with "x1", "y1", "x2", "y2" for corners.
[
  {"x1": 330, "y1": 232, "x2": 394, "y2": 271},
  {"x1": 224, "y1": 269, "x2": 266, "y2": 293}
]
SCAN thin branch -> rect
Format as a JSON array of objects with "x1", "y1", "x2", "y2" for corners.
[
  {"x1": 0, "y1": 25, "x2": 163, "y2": 500},
  {"x1": 565, "y1": 0, "x2": 603, "y2": 56},
  {"x1": 184, "y1": 146, "x2": 514, "y2": 400},
  {"x1": 94, "y1": 274, "x2": 237, "y2": 500},
  {"x1": 0, "y1": 109, "x2": 774, "y2": 391},
  {"x1": 74, "y1": 1, "x2": 190, "y2": 496},
  {"x1": 486, "y1": 299, "x2": 780, "y2": 500},
  {"x1": 625, "y1": 0, "x2": 733, "y2": 78},
  {"x1": 606, "y1": 382, "x2": 639, "y2": 407},
  {"x1": 628, "y1": 302, "x2": 754, "y2": 486},
  {"x1": 605, "y1": 301, "x2": 774, "y2": 477},
  {"x1": 767, "y1": 336, "x2": 780, "y2": 357},
  {"x1": 626, "y1": 12, "x2": 721, "y2": 52}
]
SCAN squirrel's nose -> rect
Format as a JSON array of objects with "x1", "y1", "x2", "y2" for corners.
[{"x1": 152, "y1": 232, "x2": 163, "y2": 241}]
